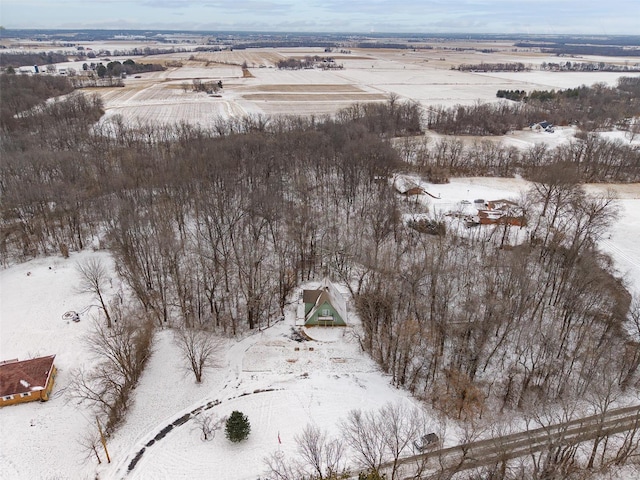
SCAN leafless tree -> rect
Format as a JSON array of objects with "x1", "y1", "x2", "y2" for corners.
[
  {"x1": 173, "y1": 326, "x2": 222, "y2": 383},
  {"x1": 192, "y1": 412, "x2": 225, "y2": 441},
  {"x1": 76, "y1": 257, "x2": 113, "y2": 327},
  {"x1": 626, "y1": 120, "x2": 640, "y2": 143},
  {"x1": 379, "y1": 402, "x2": 430, "y2": 480},
  {"x1": 297, "y1": 424, "x2": 346, "y2": 479},
  {"x1": 77, "y1": 422, "x2": 104, "y2": 465},
  {"x1": 340, "y1": 405, "x2": 390, "y2": 476},
  {"x1": 68, "y1": 304, "x2": 154, "y2": 433},
  {"x1": 264, "y1": 424, "x2": 347, "y2": 480}
]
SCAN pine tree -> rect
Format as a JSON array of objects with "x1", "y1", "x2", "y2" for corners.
[{"x1": 225, "y1": 410, "x2": 251, "y2": 443}]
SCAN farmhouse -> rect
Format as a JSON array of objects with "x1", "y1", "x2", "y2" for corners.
[
  {"x1": 467, "y1": 199, "x2": 526, "y2": 227},
  {"x1": 393, "y1": 175, "x2": 425, "y2": 196},
  {"x1": 0, "y1": 355, "x2": 57, "y2": 407},
  {"x1": 298, "y1": 280, "x2": 348, "y2": 327},
  {"x1": 530, "y1": 121, "x2": 554, "y2": 133}
]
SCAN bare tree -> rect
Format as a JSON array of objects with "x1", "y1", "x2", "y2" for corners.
[
  {"x1": 340, "y1": 408, "x2": 387, "y2": 476},
  {"x1": 76, "y1": 257, "x2": 113, "y2": 328},
  {"x1": 68, "y1": 304, "x2": 154, "y2": 433},
  {"x1": 297, "y1": 424, "x2": 346, "y2": 480},
  {"x1": 264, "y1": 424, "x2": 347, "y2": 480},
  {"x1": 77, "y1": 422, "x2": 104, "y2": 465},
  {"x1": 379, "y1": 402, "x2": 428, "y2": 479},
  {"x1": 192, "y1": 412, "x2": 225, "y2": 441},
  {"x1": 625, "y1": 119, "x2": 640, "y2": 143},
  {"x1": 173, "y1": 327, "x2": 222, "y2": 383}
]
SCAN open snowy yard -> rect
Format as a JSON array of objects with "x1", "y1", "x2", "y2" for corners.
[
  {"x1": 113, "y1": 325, "x2": 414, "y2": 480},
  {"x1": 0, "y1": 258, "x2": 418, "y2": 480}
]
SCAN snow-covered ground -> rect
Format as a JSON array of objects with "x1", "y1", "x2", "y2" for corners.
[
  {"x1": 422, "y1": 178, "x2": 640, "y2": 292},
  {"x1": 67, "y1": 46, "x2": 640, "y2": 125},
  {"x1": 0, "y1": 251, "x2": 118, "y2": 479},
  {"x1": 1, "y1": 178, "x2": 639, "y2": 479},
  {"x1": 111, "y1": 322, "x2": 416, "y2": 480},
  {"x1": 0, "y1": 263, "x2": 418, "y2": 479}
]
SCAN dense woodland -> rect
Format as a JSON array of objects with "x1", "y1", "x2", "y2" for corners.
[
  {"x1": 2, "y1": 74, "x2": 640, "y2": 477},
  {"x1": 0, "y1": 51, "x2": 68, "y2": 68}
]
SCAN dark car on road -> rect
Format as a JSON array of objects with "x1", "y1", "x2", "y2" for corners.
[{"x1": 413, "y1": 433, "x2": 440, "y2": 452}]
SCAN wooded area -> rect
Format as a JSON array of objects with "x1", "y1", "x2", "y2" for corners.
[
  {"x1": 427, "y1": 77, "x2": 640, "y2": 135},
  {"x1": 1, "y1": 73, "x2": 639, "y2": 477}
]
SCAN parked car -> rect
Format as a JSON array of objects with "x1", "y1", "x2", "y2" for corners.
[{"x1": 413, "y1": 433, "x2": 440, "y2": 452}]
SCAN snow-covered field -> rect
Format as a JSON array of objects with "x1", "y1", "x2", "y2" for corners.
[
  {"x1": 0, "y1": 252, "x2": 117, "y2": 479},
  {"x1": 71, "y1": 46, "x2": 640, "y2": 125},
  {"x1": 1, "y1": 178, "x2": 639, "y2": 479}
]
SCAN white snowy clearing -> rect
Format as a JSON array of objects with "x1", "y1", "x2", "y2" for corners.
[{"x1": 1, "y1": 177, "x2": 639, "y2": 479}]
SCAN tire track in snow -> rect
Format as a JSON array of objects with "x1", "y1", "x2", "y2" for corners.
[
  {"x1": 111, "y1": 330, "x2": 278, "y2": 479},
  {"x1": 600, "y1": 240, "x2": 640, "y2": 270}
]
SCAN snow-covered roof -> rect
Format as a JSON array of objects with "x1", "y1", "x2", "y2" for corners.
[
  {"x1": 303, "y1": 279, "x2": 348, "y2": 323},
  {"x1": 393, "y1": 175, "x2": 423, "y2": 194}
]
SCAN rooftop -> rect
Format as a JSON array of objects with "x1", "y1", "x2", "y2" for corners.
[{"x1": 0, "y1": 355, "x2": 56, "y2": 397}]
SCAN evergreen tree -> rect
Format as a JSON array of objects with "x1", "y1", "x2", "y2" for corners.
[{"x1": 225, "y1": 410, "x2": 251, "y2": 443}]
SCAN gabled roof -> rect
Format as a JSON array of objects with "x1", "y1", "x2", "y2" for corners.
[
  {"x1": 393, "y1": 175, "x2": 423, "y2": 195},
  {"x1": 303, "y1": 279, "x2": 348, "y2": 323},
  {"x1": 0, "y1": 355, "x2": 56, "y2": 397},
  {"x1": 303, "y1": 289, "x2": 323, "y2": 305}
]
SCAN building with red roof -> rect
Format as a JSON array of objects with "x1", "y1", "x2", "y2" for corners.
[{"x1": 0, "y1": 355, "x2": 57, "y2": 407}]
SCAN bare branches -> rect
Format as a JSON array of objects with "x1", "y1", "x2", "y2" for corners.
[
  {"x1": 264, "y1": 423, "x2": 348, "y2": 480},
  {"x1": 68, "y1": 304, "x2": 154, "y2": 434},
  {"x1": 191, "y1": 412, "x2": 225, "y2": 441},
  {"x1": 76, "y1": 257, "x2": 113, "y2": 328},
  {"x1": 297, "y1": 424, "x2": 346, "y2": 480},
  {"x1": 173, "y1": 326, "x2": 222, "y2": 383}
]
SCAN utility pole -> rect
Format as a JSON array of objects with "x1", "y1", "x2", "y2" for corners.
[{"x1": 97, "y1": 417, "x2": 111, "y2": 463}]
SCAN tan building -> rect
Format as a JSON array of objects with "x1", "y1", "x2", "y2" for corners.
[{"x1": 0, "y1": 355, "x2": 57, "y2": 407}]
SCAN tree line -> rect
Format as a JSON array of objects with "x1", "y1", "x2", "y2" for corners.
[
  {"x1": 0, "y1": 50, "x2": 68, "y2": 68},
  {"x1": 514, "y1": 42, "x2": 640, "y2": 57},
  {"x1": 541, "y1": 60, "x2": 640, "y2": 72},
  {"x1": 397, "y1": 133, "x2": 640, "y2": 182},
  {"x1": 276, "y1": 56, "x2": 338, "y2": 70},
  {"x1": 456, "y1": 62, "x2": 528, "y2": 72},
  {"x1": 428, "y1": 77, "x2": 640, "y2": 135}
]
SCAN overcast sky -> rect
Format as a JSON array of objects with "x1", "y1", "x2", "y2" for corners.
[{"x1": 1, "y1": 0, "x2": 639, "y2": 34}]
